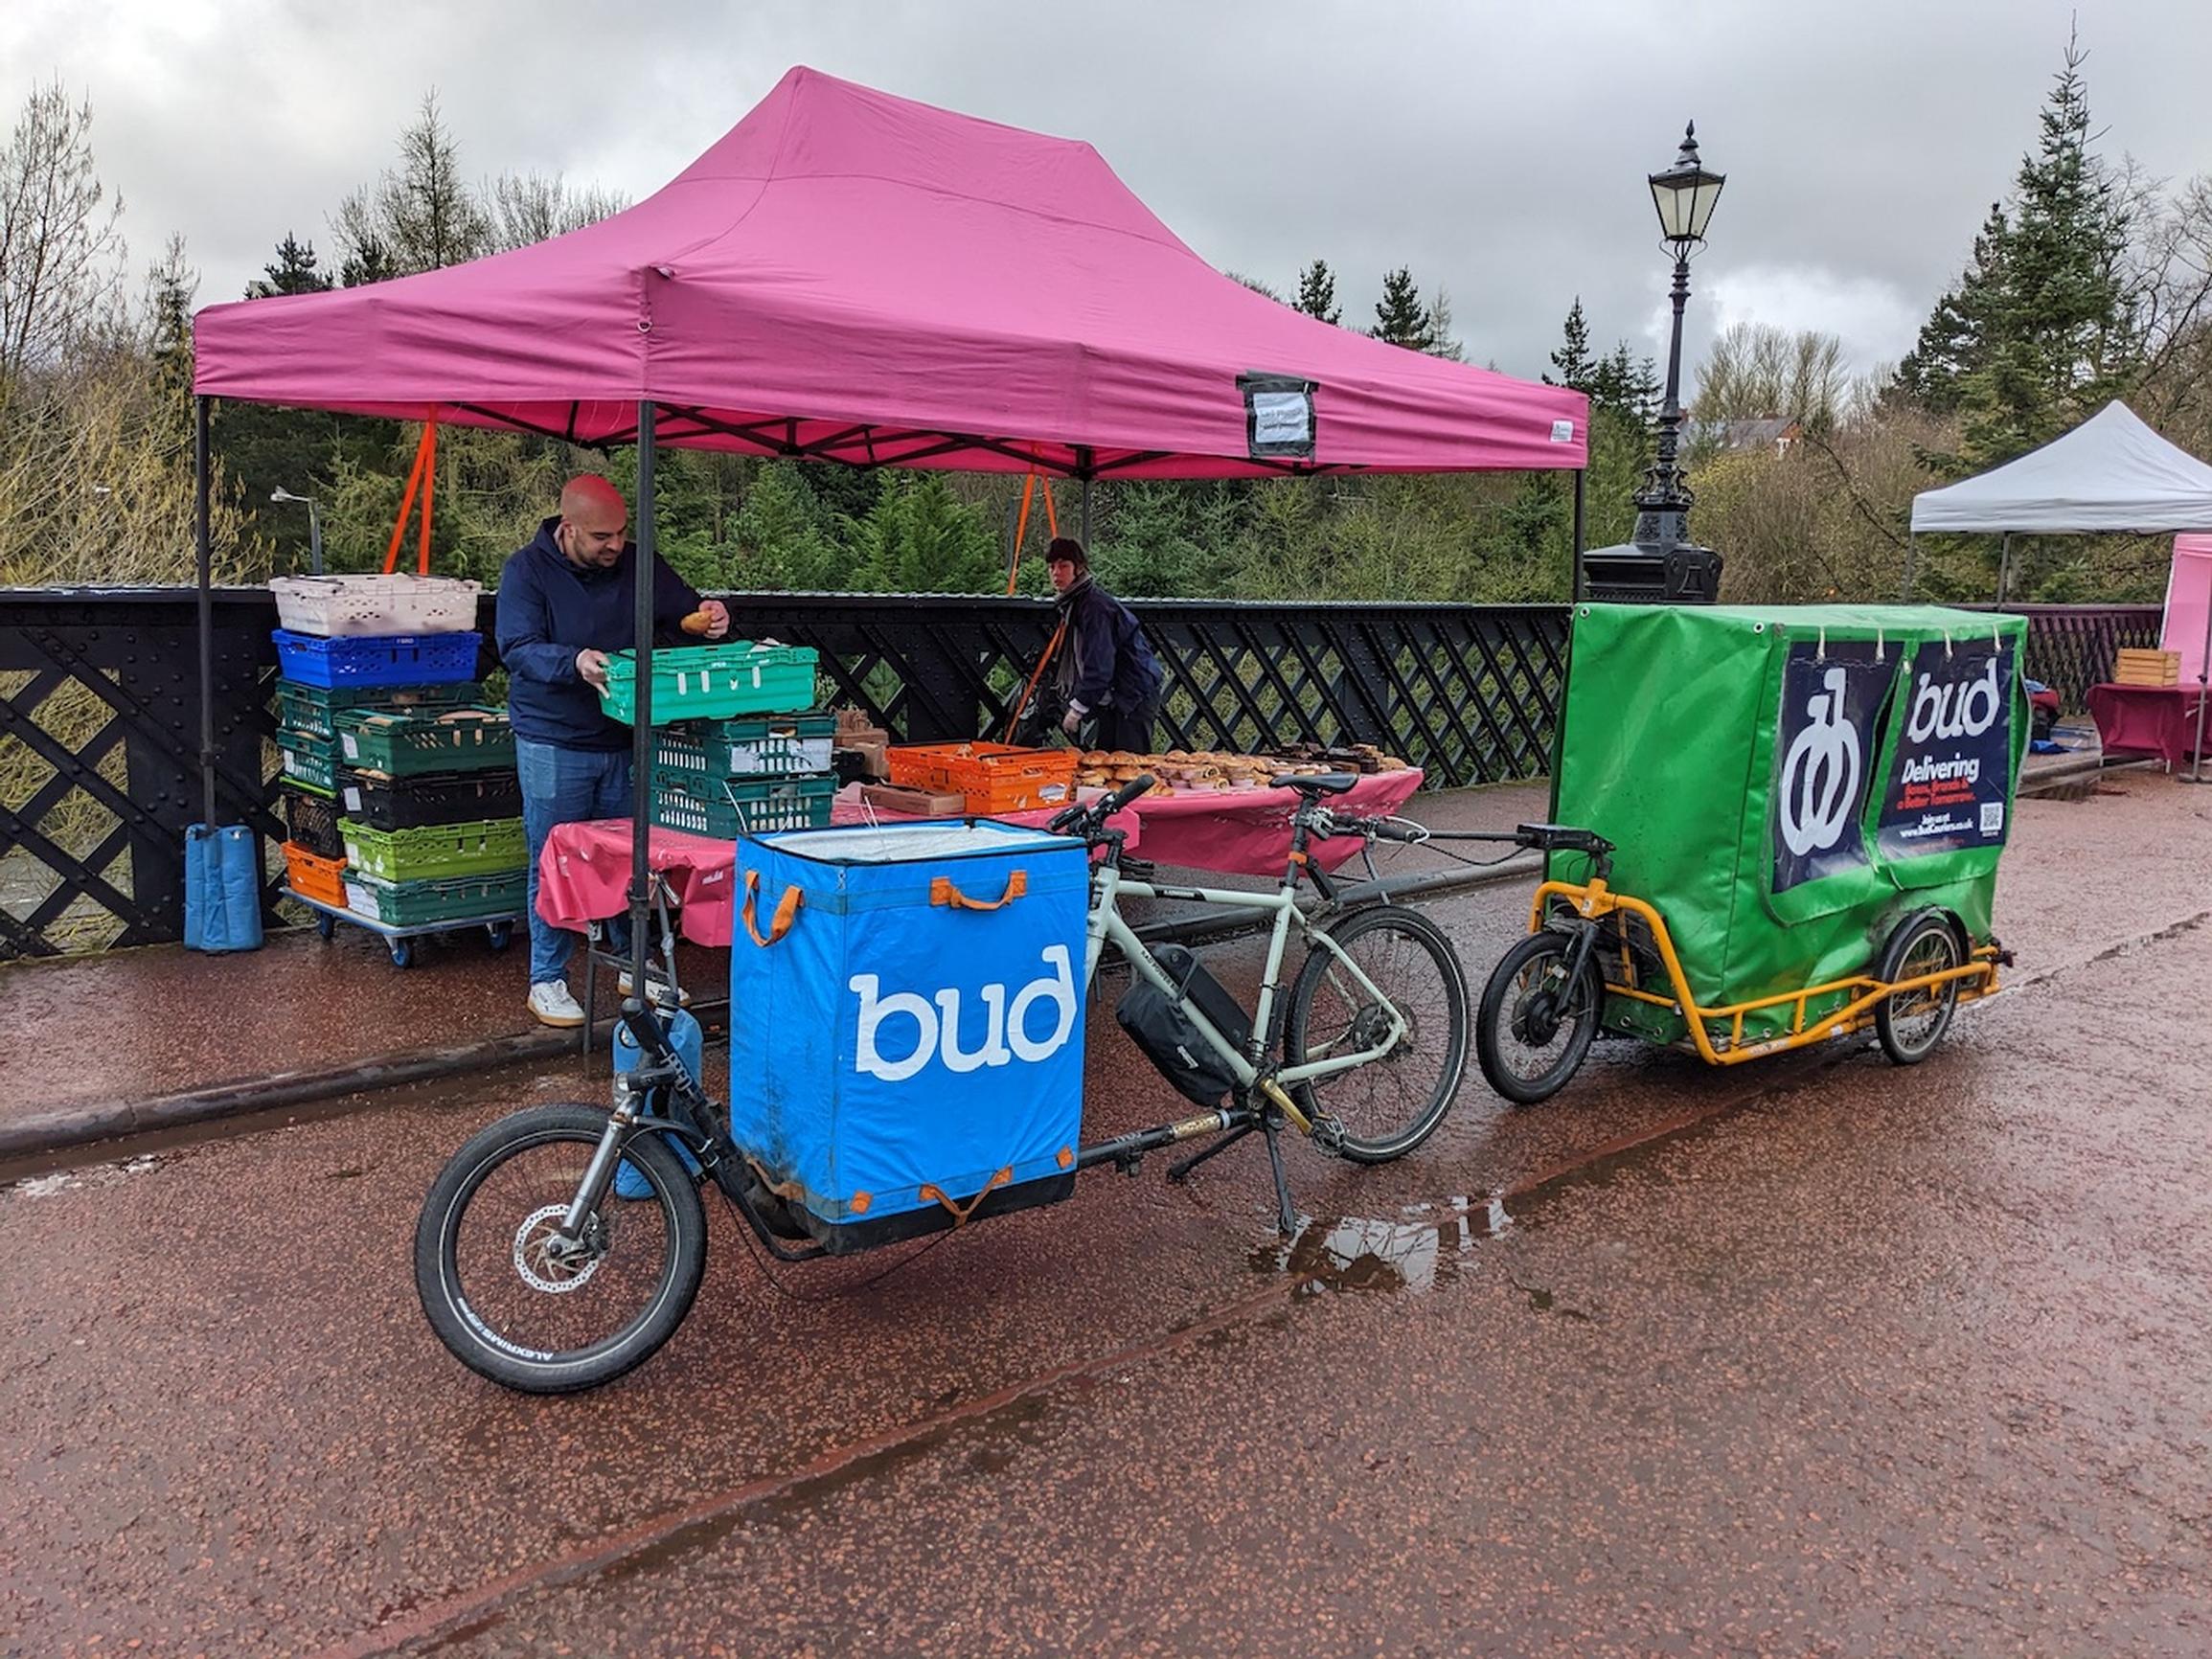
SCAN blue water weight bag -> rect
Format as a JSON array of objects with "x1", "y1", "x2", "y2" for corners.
[
  {"x1": 183, "y1": 823, "x2": 264, "y2": 953},
  {"x1": 729, "y1": 819, "x2": 1091, "y2": 1252}
]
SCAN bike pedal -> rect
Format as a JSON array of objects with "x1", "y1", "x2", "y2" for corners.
[{"x1": 1311, "y1": 1115, "x2": 1347, "y2": 1156}]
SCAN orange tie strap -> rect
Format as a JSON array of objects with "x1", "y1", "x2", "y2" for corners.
[
  {"x1": 918, "y1": 1167, "x2": 1013, "y2": 1226},
  {"x1": 741, "y1": 870, "x2": 804, "y2": 946},
  {"x1": 929, "y1": 869, "x2": 1027, "y2": 911}
]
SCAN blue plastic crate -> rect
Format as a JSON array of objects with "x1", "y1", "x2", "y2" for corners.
[{"x1": 272, "y1": 629, "x2": 481, "y2": 690}]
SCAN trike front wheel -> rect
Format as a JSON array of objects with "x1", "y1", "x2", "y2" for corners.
[
  {"x1": 1476, "y1": 929, "x2": 1605, "y2": 1106},
  {"x1": 415, "y1": 1103, "x2": 707, "y2": 1394},
  {"x1": 1874, "y1": 913, "x2": 1962, "y2": 1065},
  {"x1": 1285, "y1": 905, "x2": 1471, "y2": 1163}
]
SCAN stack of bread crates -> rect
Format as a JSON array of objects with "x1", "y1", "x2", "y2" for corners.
[
  {"x1": 622, "y1": 641, "x2": 833, "y2": 839},
  {"x1": 270, "y1": 575, "x2": 525, "y2": 931}
]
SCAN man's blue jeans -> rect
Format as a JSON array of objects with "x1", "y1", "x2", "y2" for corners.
[{"x1": 518, "y1": 739, "x2": 633, "y2": 986}]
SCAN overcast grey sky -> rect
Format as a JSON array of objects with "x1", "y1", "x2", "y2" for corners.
[{"x1": 6, "y1": 0, "x2": 2209, "y2": 392}]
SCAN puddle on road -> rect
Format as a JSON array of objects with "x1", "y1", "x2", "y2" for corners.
[
  {"x1": 1251, "y1": 1194, "x2": 1512, "y2": 1295},
  {"x1": 3, "y1": 1151, "x2": 162, "y2": 1200}
]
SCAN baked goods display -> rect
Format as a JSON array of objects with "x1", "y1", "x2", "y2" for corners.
[{"x1": 1073, "y1": 744, "x2": 1409, "y2": 796}]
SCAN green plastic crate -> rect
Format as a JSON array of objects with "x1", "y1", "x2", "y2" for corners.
[
  {"x1": 279, "y1": 732, "x2": 338, "y2": 794},
  {"x1": 599, "y1": 642, "x2": 818, "y2": 726},
  {"x1": 342, "y1": 868, "x2": 525, "y2": 926},
  {"x1": 653, "y1": 711, "x2": 837, "y2": 781},
  {"x1": 274, "y1": 680, "x2": 483, "y2": 741},
  {"x1": 649, "y1": 772, "x2": 836, "y2": 839},
  {"x1": 334, "y1": 706, "x2": 514, "y2": 776},
  {"x1": 338, "y1": 816, "x2": 526, "y2": 881}
]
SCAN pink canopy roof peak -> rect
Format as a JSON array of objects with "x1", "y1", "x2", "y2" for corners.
[{"x1": 194, "y1": 65, "x2": 1586, "y2": 478}]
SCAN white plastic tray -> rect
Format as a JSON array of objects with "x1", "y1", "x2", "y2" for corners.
[{"x1": 270, "y1": 574, "x2": 482, "y2": 637}]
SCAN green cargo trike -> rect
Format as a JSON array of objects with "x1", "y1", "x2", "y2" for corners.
[{"x1": 1474, "y1": 603, "x2": 2029, "y2": 1103}]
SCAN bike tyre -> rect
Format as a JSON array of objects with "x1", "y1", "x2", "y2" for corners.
[
  {"x1": 1873, "y1": 911, "x2": 1962, "y2": 1066},
  {"x1": 1284, "y1": 904, "x2": 1471, "y2": 1163},
  {"x1": 415, "y1": 1102, "x2": 707, "y2": 1395},
  {"x1": 1476, "y1": 930, "x2": 1604, "y2": 1106}
]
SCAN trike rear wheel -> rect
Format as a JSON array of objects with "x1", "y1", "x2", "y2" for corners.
[
  {"x1": 1285, "y1": 905, "x2": 1471, "y2": 1163},
  {"x1": 1476, "y1": 929, "x2": 1605, "y2": 1106},
  {"x1": 415, "y1": 1103, "x2": 707, "y2": 1394},
  {"x1": 1874, "y1": 913, "x2": 1963, "y2": 1065}
]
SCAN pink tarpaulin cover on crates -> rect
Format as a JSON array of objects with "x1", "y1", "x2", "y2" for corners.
[{"x1": 194, "y1": 68, "x2": 1585, "y2": 479}]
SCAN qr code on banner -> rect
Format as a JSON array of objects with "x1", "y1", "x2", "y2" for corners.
[{"x1": 1980, "y1": 801, "x2": 2005, "y2": 835}]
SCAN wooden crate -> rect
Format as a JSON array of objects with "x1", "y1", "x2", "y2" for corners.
[{"x1": 2116, "y1": 648, "x2": 2181, "y2": 687}]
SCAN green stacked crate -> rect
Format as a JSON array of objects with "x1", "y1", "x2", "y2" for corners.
[
  {"x1": 339, "y1": 817, "x2": 527, "y2": 882},
  {"x1": 650, "y1": 773, "x2": 838, "y2": 839},
  {"x1": 342, "y1": 868, "x2": 527, "y2": 927}
]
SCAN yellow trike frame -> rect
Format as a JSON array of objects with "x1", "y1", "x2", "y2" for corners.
[{"x1": 1528, "y1": 874, "x2": 2003, "y2": 1066}]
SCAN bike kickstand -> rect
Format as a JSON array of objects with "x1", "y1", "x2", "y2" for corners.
[
  {"x1": 1166, "y1": 1119, "x2": 1257, "y2": 1183},
  {"x1": 1260, "y1": 1110, "x2": 1298, "y2": 1238}
]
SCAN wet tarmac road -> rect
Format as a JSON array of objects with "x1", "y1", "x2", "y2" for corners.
[{"x1": 3, "y1": 775, "x2": 2208, "y2": 1656}]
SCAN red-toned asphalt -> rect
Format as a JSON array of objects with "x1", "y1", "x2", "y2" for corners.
[{"x1": 2, "y1": 774, "x2": 2208, "y2": 1656}]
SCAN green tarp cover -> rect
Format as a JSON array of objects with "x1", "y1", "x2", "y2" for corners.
[{"x1": 1548, "y1": 603, "x2": 2028, "y2": 1043}]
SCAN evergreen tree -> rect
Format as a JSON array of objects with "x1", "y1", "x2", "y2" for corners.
[
  {"x1": 143, "y1": 236, "x2": 196, "y2": 406},
  {"x1": 340, "y1": 235, "x2": 398, "y2": 288},
  {"x1": 1547, "y1": 297, "x2": 1593, "y2": 389},
  {"x1": 333, "y1": 93, "x2": 490, "y2": 279},
  {"x1": 245, "y1": 232, "x2": 334, "y2": 299},
  {"x1": 1293, "y1": 259, "x2": 1341, "y2": 326},
  {"x1": 1890, "y1": 203, "x2": 2009, "y2": 413},
  {"x1": 1371, "y1": 266, "x2": 1428, "y2": 349}
]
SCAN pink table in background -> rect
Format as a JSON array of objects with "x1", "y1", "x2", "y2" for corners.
[
  {"x1": 536, "y1": 767, "x2": 1425, "y2": 945},
  {"x1": 2086, "y1": 682, "x2": 2209, "y2": 770}
]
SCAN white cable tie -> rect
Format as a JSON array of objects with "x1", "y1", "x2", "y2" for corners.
[
  {"x1": 1875, "y1": 626, "x2": 1885, "y2": 664},
  {"x1": 1944, "y1": 629, "x2": 1953, "y2": 659},
  {"x1": 1816, "y1": 625, "x2": 1827, "y2": 662}
]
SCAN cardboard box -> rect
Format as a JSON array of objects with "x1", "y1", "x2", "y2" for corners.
[{"x1": 858, "y1": 782, "x2": 967, "y2": 816}]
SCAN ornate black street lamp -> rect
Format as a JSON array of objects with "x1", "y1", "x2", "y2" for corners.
[
  {"x1": 1578, "y1": 122, "x2": 1727, "y2": 605},
  {"x1": 1634, "y1": 123, "x2": 1725, "y2": 537}
]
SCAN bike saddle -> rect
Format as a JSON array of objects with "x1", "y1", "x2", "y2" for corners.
[{"x1": 1272, "y1": 771, "x2": 1358, "y2": 795}]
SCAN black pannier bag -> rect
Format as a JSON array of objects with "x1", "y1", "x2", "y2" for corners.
[{"x1": 1115, "y1": 944, "x2": 1251, "y2": 1106}]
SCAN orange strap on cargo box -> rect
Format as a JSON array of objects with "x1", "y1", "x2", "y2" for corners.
[
  {"x1": 919, "y1": 1167, "x2": 1012, "y2": 1226},
  {"x1": 742, "y1": 871, "x2": 803, "y2": 945},
  {"x1": 929, "y1": 869, "x2": 1026, "y2": 911},
  {"x1": 381, "y1": 419, "x2": 440, "y2": 576}
]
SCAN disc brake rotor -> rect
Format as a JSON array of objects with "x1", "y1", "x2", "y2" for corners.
[{"x1": 513, "y1": 1203, "x2": 606, "y2": 1295}]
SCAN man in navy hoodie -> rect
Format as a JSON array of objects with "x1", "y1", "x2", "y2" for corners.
[{"x1": 497, "y1": 474, "x2": 727, "y2": 1027}]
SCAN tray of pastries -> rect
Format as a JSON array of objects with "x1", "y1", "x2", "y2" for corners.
[{"x1": 1072, "y1": 744, "x2": 1409, "y2": 796}]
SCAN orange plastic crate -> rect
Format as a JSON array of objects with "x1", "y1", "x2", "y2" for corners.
[
  {"x1": 885, "y1": 741, "x2": 1078, "y2": 813},
  {"x1": 284, "y1": 840, "x2": 349, "y2": 907}
]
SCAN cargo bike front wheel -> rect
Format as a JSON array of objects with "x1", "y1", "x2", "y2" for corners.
[{"x1": 415, "y1": 1103, "x2": 707, "y2": 1394}]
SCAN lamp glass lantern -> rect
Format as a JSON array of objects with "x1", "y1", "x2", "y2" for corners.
[{"x1": 1649, "y1": 124, "x2": 1725, "y2": 247}]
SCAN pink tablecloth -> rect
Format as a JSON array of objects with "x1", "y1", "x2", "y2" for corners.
[
  {"x1": 2087, "y1": 682, "x2": 2210, "y2": 769},
  {"x1": 538, "y1": 767, "x2": 1426, "y2": 944}
]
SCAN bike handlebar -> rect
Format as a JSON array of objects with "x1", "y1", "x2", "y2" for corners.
[{"x1": 1050, "y1": 772, "x2": 1155, "y2": 838}]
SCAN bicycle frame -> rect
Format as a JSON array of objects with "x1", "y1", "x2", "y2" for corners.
[
  {"x1": 1080, "y1": 859, "x2": 1414, "y2": 1133},
  {"x1": 1528, "y1": 874, "x2": 2003, "y2": 1065}
]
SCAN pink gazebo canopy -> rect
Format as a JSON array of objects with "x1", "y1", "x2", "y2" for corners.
[{"x1": 194, "y1": 67, "x2": 1586, "y2": 479}]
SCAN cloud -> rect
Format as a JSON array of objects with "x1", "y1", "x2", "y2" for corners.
[{"x1": 2, "y1": 0, "x2": 2207, "y2": 389}]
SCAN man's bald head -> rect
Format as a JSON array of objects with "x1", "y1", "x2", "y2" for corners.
[{"x1": 555, "y1": 475, "x2": 627, "y2": 570}]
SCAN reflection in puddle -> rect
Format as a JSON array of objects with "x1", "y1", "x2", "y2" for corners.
[{"x1": 1253, "y1": 1194, "x2": 1510, "y2": 1294}]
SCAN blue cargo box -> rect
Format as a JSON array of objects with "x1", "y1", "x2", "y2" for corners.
[{"x1": 729, "y1": 819, "x2": 1091, "y2": 1253}]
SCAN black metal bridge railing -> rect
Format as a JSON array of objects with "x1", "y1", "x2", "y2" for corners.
[{"x1": 0, "y1": 591, "x2": 2168, "y2": 958}]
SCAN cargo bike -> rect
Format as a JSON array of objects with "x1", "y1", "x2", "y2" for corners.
[
  {"x1": 416, "y1": 769, "x2": 1471, "y2": 1394},
  {"x1": 1471, "y1": 603, "x2": 2029, "y2": 1102}
]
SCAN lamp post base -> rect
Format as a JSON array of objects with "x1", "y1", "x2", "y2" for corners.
[{"x1": 1580, "y1": 539, "x2": 1723, "y2": 604}]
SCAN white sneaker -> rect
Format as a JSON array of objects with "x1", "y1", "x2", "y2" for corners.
[
  {"x1": 617, "y1": 971, "x2": 692, "y2": 1008},
  {"x1": 528, "y1": 980, "x2": 586, "y2": 1028}
]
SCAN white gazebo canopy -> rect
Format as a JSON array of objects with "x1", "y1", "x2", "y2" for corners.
[{"x1": 1909, "y1": 401, "x2": 2212, "y2": 534}]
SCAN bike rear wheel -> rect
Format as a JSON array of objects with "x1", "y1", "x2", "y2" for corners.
[
  {"x1": 1476, "y1": 929, "x2": 1605, "y2": 1105},
  {"x1": 415, "y1": 1102, "x2": 707, "y2": 1394},
  {"x1": 1874, "y1": 912, "x2": 1963, "y2": 1065},
  {"x1": 1285, "y1": 905, "x2": 1471, "y2": 1163}
]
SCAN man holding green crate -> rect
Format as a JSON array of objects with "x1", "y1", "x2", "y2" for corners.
[{"x1": 497, "y1": 474, "x2": 729, "y2": 1028}]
